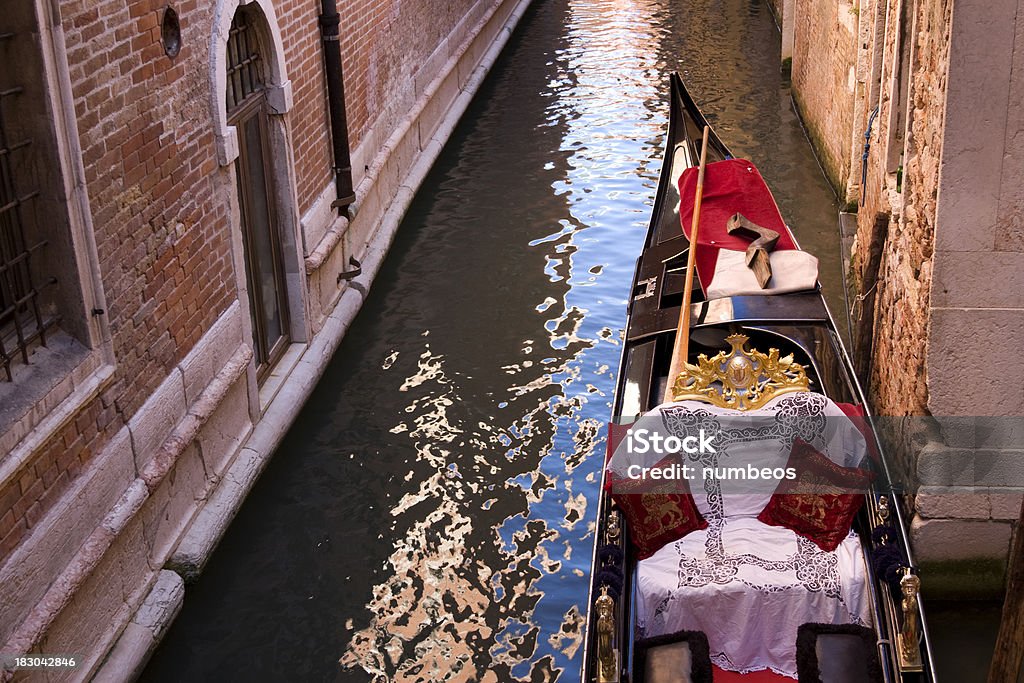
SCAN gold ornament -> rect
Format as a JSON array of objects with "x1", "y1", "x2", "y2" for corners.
[{"x1": 669, "y1": 333, "x2": 810, "y2": 411}]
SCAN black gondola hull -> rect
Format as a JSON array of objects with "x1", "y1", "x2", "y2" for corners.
[{"x1": 580, "y1": 74, "x2": 936, "y2": 683}]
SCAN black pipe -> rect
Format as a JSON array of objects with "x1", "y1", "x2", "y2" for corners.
[{"x1": 318, "y1": 0, "x2": 356, "y2": 213}]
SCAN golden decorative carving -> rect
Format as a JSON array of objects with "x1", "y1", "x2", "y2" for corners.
[
  {"x1": 669, "y1": 333, "x2": 810, "y2": 411},
  {"x1": 897, "y1": 568, "x2": 923, "y2": 670},
  {"x1": 606, "y1": 510, "x2": 621, "y2": 543},
  {"x1": 878, "y1": 495, "x2": 890, "y2": 522},
  {"x1": 596, "y1": 585, "x2": 618, "y2": 682}
]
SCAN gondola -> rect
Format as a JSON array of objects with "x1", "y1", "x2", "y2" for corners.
[{"x1": 581, "y1": 74, "x2": 937, "y2": 682}]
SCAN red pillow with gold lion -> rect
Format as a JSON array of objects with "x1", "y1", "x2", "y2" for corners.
[
  {"x1": 758, "y1": 438, "x2": 873, "y2": 552},
  {"x1": 609, "y1": 456, "x2": 708, "y2": 560}
]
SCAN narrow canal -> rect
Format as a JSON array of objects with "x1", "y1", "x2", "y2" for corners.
[{"x1": 144, "y1": 0, "x2": 843, "y2": 680}]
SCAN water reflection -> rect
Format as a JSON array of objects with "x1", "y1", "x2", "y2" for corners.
[
  {"x1": 144, "y1": 0, "x2": 841, "y2": 681},
  {"x1": 336, "y1": 1, "x2": 672, "y2": 678}
]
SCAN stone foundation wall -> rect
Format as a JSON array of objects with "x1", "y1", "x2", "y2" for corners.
[
  {"x1": 855, "y1": 0, "x2": 947, "y2": 420},
  {"x1": 792, "y1": 0, "x2": 1024, "y2": 574},
  {"x1": 916, "y1": 0, "x2": 1024, "y2": 565}
]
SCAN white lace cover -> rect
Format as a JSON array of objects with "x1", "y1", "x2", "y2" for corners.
[{"x1": 615, "y1": 392, "x2": 874, "y2": 679}]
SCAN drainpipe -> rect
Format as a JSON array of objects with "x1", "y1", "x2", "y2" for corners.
[{"x1": 318, "y1": 0, "x2": 356, "y2": 214}]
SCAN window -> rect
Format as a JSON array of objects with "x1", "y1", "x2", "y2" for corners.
[
  {"x1": 0, "y1": 32, "x2": 57, "y2": 380},
  {"x1": 0, "y1": 0, "x2": 110, "y2": 455}
]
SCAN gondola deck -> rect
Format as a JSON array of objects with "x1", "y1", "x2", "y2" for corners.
[{"x1": 581, "y1": 74, "x2": 937, "y2": 683}]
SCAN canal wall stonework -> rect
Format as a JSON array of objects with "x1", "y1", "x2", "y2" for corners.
[
  {"x1": 0, "y1": 0, "x2": 533, "y2": 679},
  {"x1": 790, "y1": 0, "x2": 860, "y2": 199},
  {"x1": 785, "y1": 0, "x2": 1024, "y2": 584}
]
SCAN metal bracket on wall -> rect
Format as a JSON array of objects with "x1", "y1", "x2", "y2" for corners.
[{"x1": 337, "y1": 256, "x2": 362, "y2": 284}]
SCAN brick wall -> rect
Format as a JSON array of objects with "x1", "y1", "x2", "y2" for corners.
[
  {"x1": 1, "y1": 0, "x2": 516, "y2": 568},
  {"x1": 283, "y1": 0, "x2": 493, "y2": 216},
  {"x1": 791, "y1": 0, "x2": 858, "y2": 197},
  {"x1": 72, "y1": 0, "x2": 234, "y2": 411},
  {"x1": 73, "y1": 0, "x2": 236, "y2": 414},
  {"x1": 339, "y1": 0, "x2": 483, "y2": 149},
  {"x1": 1, "y1": 0, "x2": 527, "y2": 670},
  {"x1": 279, "y1": 1, "x2": 332, "y2": 215},
  {"x1": 0, "y1": 393, "x2": 115, "y2": 559},
  {"x1": 1, "y1": 0, "x2": 235, "y2": 568}
]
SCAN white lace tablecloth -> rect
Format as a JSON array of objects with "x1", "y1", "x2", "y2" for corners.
[{"x1": 611, "y1": 392, "x2": 873, "y2": 678}]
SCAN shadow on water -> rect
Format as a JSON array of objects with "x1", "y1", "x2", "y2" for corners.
[
  {"x1": 927, "y1": 601, "x2": 1000, "y2": 682},
  {"x1": 144, "y1": 0, "x2": 856, "y2": 681}
]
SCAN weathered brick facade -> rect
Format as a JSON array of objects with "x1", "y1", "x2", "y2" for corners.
[
  {"x1": 783, "y1": 0, "x2": 1024, "y2": 576},
  {"x1": 0, "y1": 0, "x2": 531, "y2": 677}
]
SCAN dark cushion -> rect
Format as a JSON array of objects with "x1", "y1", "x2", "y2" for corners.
[
  {"x1": 635, "y1": 629, "x2": 713, "y2": 683},
  {"x1": 795, "y1": 623, "x2": 882, "y2": 683}
]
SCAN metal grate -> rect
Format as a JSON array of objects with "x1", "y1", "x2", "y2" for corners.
[
  {"x1": 0, "y1": 31, "x2": 52, "y2": 381},
  {"x1": 226, "y1": 10, "x2": 265, "y2": 113}
]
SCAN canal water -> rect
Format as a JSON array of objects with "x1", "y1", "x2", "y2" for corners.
[{"x1": 144, "y1": 0, "x2": 844, "y2": 680}]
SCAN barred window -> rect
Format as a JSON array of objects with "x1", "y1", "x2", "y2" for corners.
[
  {"x1": 0, "y1": 1, "x2": 111, "y2": 459},
  {"x1": 0, "y1": 30, "x2": 55, "y2": 381},
  {"x1": 226, "y1": 10, "x2": 265, "y2": 113}
]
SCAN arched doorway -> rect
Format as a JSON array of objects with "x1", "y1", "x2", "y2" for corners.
[{"x1": 225, "y1": 7, "x2": 290, "y2": 380}]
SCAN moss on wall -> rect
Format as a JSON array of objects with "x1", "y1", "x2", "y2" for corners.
[
  {"x1": 791, "y1": 90, "x2": 847, "y2": 201},
  {"x1": 919, "y1": 557, "x2": 1007, "y2": 601}
]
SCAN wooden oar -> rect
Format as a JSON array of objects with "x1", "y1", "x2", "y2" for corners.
[{"x1": 663, "y1": 125, "x2": 710, "y2": 404}]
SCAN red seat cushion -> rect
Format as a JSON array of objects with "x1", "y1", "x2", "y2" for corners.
[
  {"x1": 757, "y1": 439, "x2": 873, "y2": 552},
  {"x1": 835, "y1": 401, "x2": 881, "y2": 466},
  {"x1": 677, "y1": 159, "x2": 797, "y2": 292},
  {"x1": 609, "y1": 457, "x2": 708, "y2": 560}
]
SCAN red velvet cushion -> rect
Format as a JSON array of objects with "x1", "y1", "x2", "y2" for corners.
[
  {"x1": 678, "y1": 159, "x2": 797, "y2": 292},
  {"x1": 835, "y1": 401, "x2": 881, "y2": 466},
  {"x1": 757, "y1": 439, "x2": 873, "y2": 552},
  {"x1": 609, "y1": 457, "x2": 708, "y2": 560}
]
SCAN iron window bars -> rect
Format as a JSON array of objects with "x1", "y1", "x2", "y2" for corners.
[
  {"x1": 0, "y1": 30, "x2": 55, "y2": 381},
  {"x1": 226, "y1": 10, "x2": 264, "y2": 113}
]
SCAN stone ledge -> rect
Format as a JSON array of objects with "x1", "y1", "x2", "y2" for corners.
[
  {"x1": 915, "y1": 490, "x2": 992, "y2": 519},
  {"x1": 167, "y1": 288, "x2": 363, "y2": 583},
  {"x1": 0, "y1": 347, "x2": 251, "y2": 677},
  {"x1": 916, "y1": 441, "x2": 1024, "y2": 488},
  {"x1": 915, "y1": 487, "x2": 1024, "y2": 521},
  {"x1": 92, "y1": 570, "x2": 184, "y2": 682},
  {"x1": 911, "y1": 516, "x2": 1012, "y2": 563}
]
